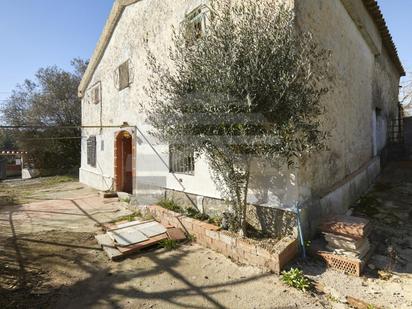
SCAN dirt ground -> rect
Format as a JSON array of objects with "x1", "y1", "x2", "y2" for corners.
[
  {"x1": 0, "y1": 166, "x2": 411, "y2": 309},
  {"x1": 0, "y1": 177, "x2": 323, "y2": 309},
  {"x1": 298, "y1": 161, "x2": 412, "y2": 309}
]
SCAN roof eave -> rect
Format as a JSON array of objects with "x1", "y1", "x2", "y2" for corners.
[
  {"x1": 78, "y1": 0, "x2": 141, "y2": 98},
  {"x1": 362, "y1": 0, "x2": 405, "y2": 76}
]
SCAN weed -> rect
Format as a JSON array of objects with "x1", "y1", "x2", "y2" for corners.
[
  {"x1": 208, "y1": 215, "x2": 223, "y2": 226},
  {"x1": 355, "y1": 195, "x2": 380, "y2": 216},
  {"x1": 187, "y1": 234, "x2": 197, "y2": 242},
  {"x1": 281, "y1": 268, "x2": 311, "y2": 292},
  {"x1": 113, "y1": 212, "x2": 141, "y2": 223},
  {"x1": 158, "y1": 198, "x2": 182, "y2": 213},
  {"x1": 185, "y1": 207, "x2": 209, "y2": 221},
  {"x1": 159, "y1": 239, "x2": 178, "y2": 250}
]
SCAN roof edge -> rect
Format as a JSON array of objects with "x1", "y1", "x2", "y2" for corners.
[
  {"x1": 78, "y1": 0, "x2": 141, "y2": 98},
  {"x1": 362, "y1": 0, "x2": 405, "y2": 76}
]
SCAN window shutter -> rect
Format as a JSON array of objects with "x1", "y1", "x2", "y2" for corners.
[
  {"x1": 119, "y1": 61, "x2": 130, "y2": 90},
  {"x1": 87, "y1": 136, "x2": 97, "y2": 167}
]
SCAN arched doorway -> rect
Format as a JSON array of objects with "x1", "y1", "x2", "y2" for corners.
[{"x1": 115, "y1": 130, "x2": 133, "y2": 194}]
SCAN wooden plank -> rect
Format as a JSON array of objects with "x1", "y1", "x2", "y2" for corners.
[
  {"x1": 108, "y1": 229, "x2": 149, "y2": 247},
  {"x1": 95, "y1": 234, "x2": 123, "y2": 261},
  {"x1": 167, "y1": 227, "x2": 186, "y2": 241},
  {"x1": 108, "y1": 220, "x2": 154, "y2": 231},
  {"x1": 116, "y1": 233, "x2": 168, "y2": 254}
]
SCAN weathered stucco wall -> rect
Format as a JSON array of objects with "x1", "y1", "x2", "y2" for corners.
[
  {"x1": 294, "y1": 0, "x2": 401, "y2": 233},
  {"x1": 80, "y1": 0, "x2": 401, "y2": 234},
  {"x1": 80, "y1": 0, "x2": 299, "y2": 209},
  {"x1": 81, "y1": 0, "x2": 224, "y2": 204}
]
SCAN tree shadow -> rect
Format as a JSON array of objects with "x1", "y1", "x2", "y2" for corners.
[{"x1": 0, "y1": 198, "x2": 272, "y2": 309}]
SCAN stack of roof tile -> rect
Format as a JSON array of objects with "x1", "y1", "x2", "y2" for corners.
[{"x1": 319, "y1": 215, "x2": 372, "y2": 259}]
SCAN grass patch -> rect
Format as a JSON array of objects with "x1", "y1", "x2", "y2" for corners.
[
  {"x1": 354, "y1": 195, "x2": 380, "y2": 217},
  {"x1": 158, "y1": 198, "x2": 182, "y2": 213},
  {"x1": 159, "y1": 239, "x2": 178, "y2": 250},
  {"x1": 112, "y1": 212, "x2": 142, "y2": 223}
]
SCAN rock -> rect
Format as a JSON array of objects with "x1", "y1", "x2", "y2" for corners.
[{"x1": 368, "y1": 264, "x2": 376, "y2": 270}]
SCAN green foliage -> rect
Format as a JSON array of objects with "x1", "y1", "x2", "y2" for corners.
[
  {"x1": 1, "y1": 58, "x2": 88, "y2": 170},
  {"x1": 355, "y1": 195, "x2": 380, "y2": 217},
  {"x1": 146, "y1": 0, "x2": 331, "y2": 234},
  {"x1": 281, "y1": 268, "x2": 311, "y2": 292},
  {"x1": 185, "y1": 207, "x2": 209, "y2": 221},
  {"x1": 158, "y1": 198, "x2": 182, "y2": 213},
  {"x1": 159, "y1": 239, "x2": 178, "y2": 250}
]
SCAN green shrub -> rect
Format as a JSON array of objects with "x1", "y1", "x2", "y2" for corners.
[
  {"x1": 281, "y1": 268, "x2": 311, "y2": 292},
  {"x1": 159, "y1": 239, "x2": 178, "y2": 250},
  {"x1": 185, "y1": 207, "x2": 209, "y2": 221},
  {"x1": 158, "y1": 198, "x2": 182, "y2": 213}
]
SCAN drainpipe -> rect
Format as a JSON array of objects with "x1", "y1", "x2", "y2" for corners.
[{"x1": 294, "y1": 202, "x2": 307, "y2": 259}]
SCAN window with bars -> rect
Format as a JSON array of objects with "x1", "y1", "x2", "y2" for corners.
[
  {"x1": 169, "y1": 145, "x2": 195, "y2": 175},
  {"x1": 87, "y1": 136, "x2": 97, "y2": 167}
]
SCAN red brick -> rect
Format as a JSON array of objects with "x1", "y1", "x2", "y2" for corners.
[
  {"x1": 193, "y1": 222, "x2": 206, "y2": 235},
  {"x1": 256, "y1": 246, "x2": 272, "y2": 259},
  {"x1": 201, "y1": 222, "x2": 220, "y2": 231},
  {"x1": 237, "y1": 239, "x2": 257, "y2": 255},
  {"x1": 265, "y1": 256, "x2": 281, "y2": 274},
  {"x1": 244, "y1": 251, "x2": 267, "y2": 267},
  {"x1": 212, "y1": 239, "x2": 228, "y2": 255},
  {"x1": 205, "y1": 229, "x2": 219, "y2": 240},
  {"x1": 220, "y1": 232, "x2": 237, "y2": 247},
  {"x1": 278, "y1": 238, "x2": 298, "y2": 271}
]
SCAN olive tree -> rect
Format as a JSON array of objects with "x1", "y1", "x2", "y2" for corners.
[
  {"x1": 145, "y1": 0, "x2": 331, "y2": 235},
  {"x1": 1, "y1": 58, "x2": 87, "y2": 170}
]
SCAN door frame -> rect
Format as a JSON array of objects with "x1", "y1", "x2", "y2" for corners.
[{"x1": 114, "y1": 130, "x2": 136, "y2": 193}]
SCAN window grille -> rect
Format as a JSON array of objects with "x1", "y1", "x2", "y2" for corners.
[
  {"x1": 169, "y1": 145, "x2": 195, "y2": 175},
  {"x1": 87, "y1": 136, "x2": 97, "y2": 167}
]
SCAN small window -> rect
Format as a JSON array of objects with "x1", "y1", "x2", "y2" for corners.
[
  {"x1": 92, "y1": 84, "x2": 101, "y2": 104},
  {"x1": 87, "y1": 136, "x2": 97, "y2": 167},
  {"x1": 184, "y1": 6, "x2": 208, "y2": 45},
  {"x1": 169, "y1": 145, "x2": 195, "y2": 175},
  {"x1": 118, "y1": 61, "x2": 130, "y2": 91}
]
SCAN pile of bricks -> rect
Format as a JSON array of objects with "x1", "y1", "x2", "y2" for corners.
[
  {"x1": 320, "y1": 215, "x2": 372, "y2": 259},
  {"x1": 142, "y1": 205, "x2": 298, "y2": 274}
]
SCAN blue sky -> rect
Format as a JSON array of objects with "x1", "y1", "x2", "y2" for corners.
[{"x1": 0, "y1": 0, "x2": 410, "y2": 102}]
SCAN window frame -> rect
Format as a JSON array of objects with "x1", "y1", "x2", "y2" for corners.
[
  {"x1": 87, "y1": 136, "x2": 97, "y2": 167},
  {"x1": 118, "y1": 60, "x2": 130, "y2": 91},
  {"x1": 183, "y1": 5, "x2": 209, "y2": 45},
  {"x1": 169, "y1": 145, "x2": 195, "y2": 175}
]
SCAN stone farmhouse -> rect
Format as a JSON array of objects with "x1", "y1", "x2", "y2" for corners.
[{"x1": 79, "y1": 0, "x2": 404, "y2": 235}]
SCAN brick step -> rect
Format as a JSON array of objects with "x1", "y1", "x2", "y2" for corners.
[{"x1": 319, "y1": 215, "x2": 371, "y2": 240}]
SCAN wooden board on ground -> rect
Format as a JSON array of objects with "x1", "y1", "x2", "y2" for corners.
[
  {"x1": 108, "y1": 229, "x2": 149, "y2": 247},
  {"x1": 95, "y1": 234, "x2": 123, "y2": 261},
  {"x1": 167, "y1": 227, "x2": 186, "y2": 241},
  {"x1": 116, "y1": 233, "x2": 168, "y2": 254}
]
